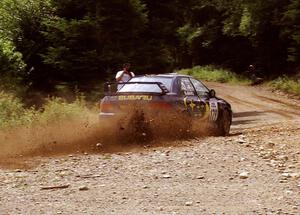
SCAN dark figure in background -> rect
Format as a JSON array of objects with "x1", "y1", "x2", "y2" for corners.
[{"x1": 247, "y1": 64, "x2": 263, "y2": 85}]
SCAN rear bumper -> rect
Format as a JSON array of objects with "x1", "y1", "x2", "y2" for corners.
[{"x1": 99, "y1": 112, "x2": 116, "y2": 118}]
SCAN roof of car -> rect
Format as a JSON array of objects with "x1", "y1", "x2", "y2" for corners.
[{"x1": 132, "y1": 73, "x2": 192, "y2": 78}]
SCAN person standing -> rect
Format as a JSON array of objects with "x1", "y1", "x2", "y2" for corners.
[{"x1": 116, "y1": 63, "x2": 135, "y2": 83}]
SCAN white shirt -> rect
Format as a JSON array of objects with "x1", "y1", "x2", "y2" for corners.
[
  {"x1": 115, "y1": 70, "x2": 135, "y2": 90},
  {"x1": 115, "y1": 70, "x2": 135, "y2": 83}
]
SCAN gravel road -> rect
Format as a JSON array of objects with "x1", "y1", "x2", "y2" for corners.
[{"x1": 0, "y1": 83, "x2": 300, "y2": 215}]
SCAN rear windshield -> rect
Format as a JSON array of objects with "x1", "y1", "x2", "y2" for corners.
[{"x1": 118, "y1": 76, "x2": 172, "y2": 93}]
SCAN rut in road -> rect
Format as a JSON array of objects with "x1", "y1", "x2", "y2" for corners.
[{"x1": 207, "y1": 82, "x2": 300, "y2": 129}]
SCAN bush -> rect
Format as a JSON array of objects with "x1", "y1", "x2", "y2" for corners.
[
  {"x1": 39, "y1": 96, "x2": 90, "y2": 123},
  {"x1": 0, "y1": 91, "x2": 91, "y2": 129},
  {"x1": 270, "y1": 76, "x2": 300, "y2": 97},
  {"x1": 0, "y1": 91, "x2": 36, "y2": 128},
  {"x1": 178, "y1": 65, "x2": 250, "y2": 84}
]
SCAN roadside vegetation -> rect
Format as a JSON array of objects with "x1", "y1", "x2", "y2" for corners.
[
  {"x1": 0, "y1": 91, "x2": 91, "y2": 129},
  {"x1": 270, "y1": 76, "x2": 300, "y2": 98},
  {"x1": 178, "y1": 66, "x2": 250, "y2": 84},
  {"x1": 179, "y1": 66, "x2": 300, "y2": 98}
]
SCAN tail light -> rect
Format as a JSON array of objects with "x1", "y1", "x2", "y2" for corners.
[{"x1": 100, "y1": 101, "x2": 114, "y2": 113}]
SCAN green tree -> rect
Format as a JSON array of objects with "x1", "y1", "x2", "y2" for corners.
[
  {"x1": 281, "y1": 0, "x2": 300, "y2": 64},
  {"x1": 0, "y1": 0, "x2": 52, "y2": 89},
  {"x1": 41, "y1": 0, "x2": 148, "y2": 85},
  {"x1": 0, "y1": 39, "x2": 26, "y2": 93}
]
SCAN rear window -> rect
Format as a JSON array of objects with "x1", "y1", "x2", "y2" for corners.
[{"x1": 118, "y1": 76, "x2": 172, "y2": 93}]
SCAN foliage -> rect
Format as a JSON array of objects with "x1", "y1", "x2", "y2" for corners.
[
  {"x1": 0, "y1": 90, "x2": 90, "y2": 129},
  {"x1": 178, "y1": 65, "x2": 250, "y2": 84},
  {"x1": 41, "y1": 0, "x2": 149, "y2": 84},
  {"x1": 0, "y1": 39, "x2": 26, "y2": 93},
  {"x1": 270, "y1": 76, "x2": 300, "y2": 97},
  {"x1": 0, "y1": 91, "x2": 36, "y2": 128},
  {"x1": 0, "y1": 0, "x2": 300, "y2": 92},
  {"x1": 0, "y1": 0, "x2": 52, "y2": 90},
  {"x1": 280, "y1": 0, "x2": 300, "y2": 62},
  {"x1": 39, "y1": 96, "x2": 89, "y2": 123}
]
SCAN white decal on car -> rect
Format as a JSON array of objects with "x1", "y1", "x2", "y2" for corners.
[{"x1": 209, "y1": 99, "x2": 219, "y2": 121}]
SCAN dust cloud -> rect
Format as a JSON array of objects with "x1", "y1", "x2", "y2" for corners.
[{"x1": 0, "y1": 108, "x2": 207, "y2": 168}]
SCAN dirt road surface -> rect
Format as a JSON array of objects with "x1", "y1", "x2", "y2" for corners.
[{"x1": 1, "y1": 83, "x2": 300, "y2": 215}]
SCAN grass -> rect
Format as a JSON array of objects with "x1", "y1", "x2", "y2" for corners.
[
  {"x1": 178, "y1": 65, "x2": 250, "y2": 84},
  {"x1": 0, "y1": 91, "x2": 91, "y2": 129},
  {"x1": 269, "y1": 76, "x2": 300, "y2": 98},
  {"x1": 0, "y1": 91, "x2": 35, "y2": 128}
]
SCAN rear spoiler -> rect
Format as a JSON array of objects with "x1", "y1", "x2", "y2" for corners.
[{"x1": 104, "y1": 81, "x2": 169, "y2": 96}]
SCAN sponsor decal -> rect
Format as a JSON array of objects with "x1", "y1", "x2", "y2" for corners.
[
  {"x1": 118, "y1": 95, "x2": 153, "y2": 101},
  {"x1": 183, "y1": 98, "x2": 196, "y2": 111},
  {"x1": 209, "y1": 99, "x2": 219, "y2": 121}
]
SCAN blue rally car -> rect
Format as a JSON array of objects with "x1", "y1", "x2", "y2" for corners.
[{"x1": 100, "y1": 74, "x2": 232, "y2": 137}]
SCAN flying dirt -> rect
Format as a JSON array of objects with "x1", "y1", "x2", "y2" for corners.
[{"x1": 0, "y1": 83, "x2": 300, "y2": 214}]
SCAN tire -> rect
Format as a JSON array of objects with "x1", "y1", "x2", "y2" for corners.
[{"x1": 215, "y1": 109, "x2": 231, "y2": 136}]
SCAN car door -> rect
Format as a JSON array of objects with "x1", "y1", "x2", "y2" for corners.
[
  {"x1": 179, "y1": 77, "x2": 202, "y2": 116},
  {"x1": 190, "y1": 78, "x2": 219, "y2": 122}
]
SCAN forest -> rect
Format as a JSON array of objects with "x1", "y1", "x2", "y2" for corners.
[{"x1": 0, "y1": 0, "x2": 300, "y2": 94}]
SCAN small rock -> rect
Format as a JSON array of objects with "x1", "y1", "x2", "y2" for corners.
[
  {"x1": 237, "y1": 139, "x2": 246, "y2": 144},
  {"x1": 288, "y1": 165, "x2": 295, "y2": 169},
  {"x1": 285, "y1": 190, "x2": 293, "y2": 195},
  {"x1": 270, "y1": 160, "x2": 277, "y2": 167},
  {"x1": 278, "y1": 155, "x2": 288, "y2": 161},
  {"x1": 185, "y1": 201, "x2": 193, "y2": 206},
  {"x1": 96, "y1": 143, "x2": 103, "y2": 148},
  {"x1": 196, "y1": 176, "x2": 205, "y2": 179},
  {"x1": 266, "y1": 141, "x2": 275, "y2": 148},
  {"x1": 277, "y1": 196, "x2": 284, "y2": 200},
  {"x1": 290, "y1": 173, "x2": 300, "y2": 179},
  {"x1": 79, "y1": 186, "x2": 89, "y2": 191},
  {"x1": 162, "y1": 174, "x2": 171, "y2": 179},
  {"x1": 282, "y1": 172, "x2": 300, "y2": 179},
  {"x1": 282, "y1": 173, "x2": 291, "y2": 178},
  {"x1": 239, "y1": 172, "x2": 249, "y2": 179}
]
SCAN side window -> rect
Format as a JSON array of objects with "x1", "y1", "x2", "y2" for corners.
[
  {"x1": 190, "y1": 78, "x2": 209, "y2": 96},
  {"x1": 180, "y1": 78, "x2": 196, "y2": 96}
]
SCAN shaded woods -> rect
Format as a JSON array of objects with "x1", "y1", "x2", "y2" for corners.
[{"x1": 0, "y1": 0, "x2": 300, "y2": 93}]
